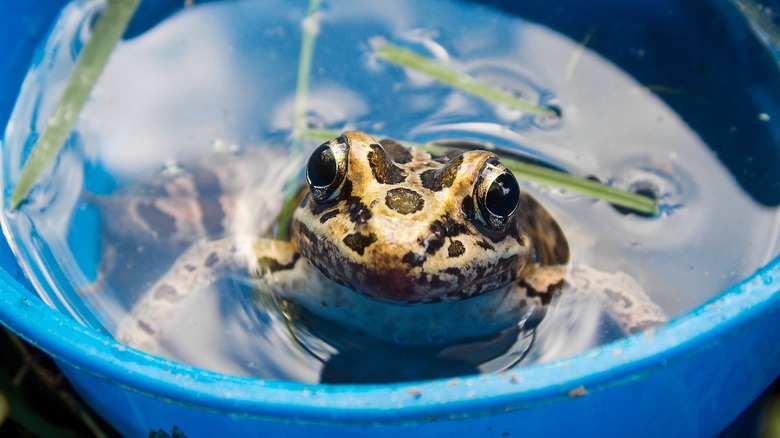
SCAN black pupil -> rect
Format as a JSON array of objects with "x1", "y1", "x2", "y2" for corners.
[
  {"x1": 485, "y1": 172, "x2": 519, "y2": 217},
  {"x1": 308, "y1": 144, "x2": 337, "y2": 187}
]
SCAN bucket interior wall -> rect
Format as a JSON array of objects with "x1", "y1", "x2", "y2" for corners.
[{"x1": 0, "y1": 1, "x2": 779, "y2": 436}]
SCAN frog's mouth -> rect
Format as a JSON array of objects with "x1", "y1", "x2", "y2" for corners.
[
  {"x1": 306, "y1": 252, "x2": 525, "y2": 304},
  {"x1": 291, "y1": 212, "x2": 530, "y2": 304}
]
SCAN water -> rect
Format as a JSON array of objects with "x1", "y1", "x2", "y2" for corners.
[{"x1": 2, "y1": 0, "x2": 780, "y2": 383}]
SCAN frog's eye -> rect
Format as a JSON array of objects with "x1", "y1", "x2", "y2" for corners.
[
  {"x1": 306, "y1": 136, "x2": 350, "y2": 203},
  {"x1": 472, "y1": 158, "x2": 520, "y2": 229}
]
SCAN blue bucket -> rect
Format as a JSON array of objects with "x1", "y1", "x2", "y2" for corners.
[{"x1": 2, "y1": 1, "x2": 780, "y2": 436}]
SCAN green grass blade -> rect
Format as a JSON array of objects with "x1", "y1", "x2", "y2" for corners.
[
  {"x1": 414, "y1": 142, "x2": 658, "y2": 216},
  {"x1": 375, "y1": 42, "x2": 558, "y2": 117},
  {"x1": 301, "y1": 127, "x2": 344, "y2": 143},
  {"x1": 292, "y1": 0, "x2": 320, "y2": 145},
  {"x1": 503, "y1": 160, "x2": 658, "y2": 215},
  {"x1": 302, "y1": 128, "x2": 657, "y2": 215},
  {"x1": 278, "y1": 0, "x2": 321, "y2": 240},
  {"x1": 0, "y1": 372, "x2": 80, "y2": 438},
  {"x1": 10, "y1": 0, "x2": 141, "y2": 210},
  {"x1": 0, "y1": 391, "x2": 7, "y2": 425}
]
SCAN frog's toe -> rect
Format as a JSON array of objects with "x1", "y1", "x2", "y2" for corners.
[
  {"x1": 522, "y1": 264, "x2": 566, "y2": 299},
  {"x1": 626, "y1": 318, "x2": 667, "y2": 334}
]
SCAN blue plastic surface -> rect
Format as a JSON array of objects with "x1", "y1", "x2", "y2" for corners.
[{"x1": 1, "y1": 1, "x2": 780, "y2": 436}]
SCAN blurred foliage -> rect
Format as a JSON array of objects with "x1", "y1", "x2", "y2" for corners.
[
  {"x1": 0, "y1": 328, "x2": 118, "y2": 437},
  {"x1": 768, "y1": 382, "x2": 780, "y2": 438}
]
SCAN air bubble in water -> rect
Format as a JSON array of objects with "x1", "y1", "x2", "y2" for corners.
[
  {"x1": 394, "y1": 330, "x2": 411, "y2": 346},
  {"x1": 427, "y1": 327, "x2": 446, "y2": 344}
]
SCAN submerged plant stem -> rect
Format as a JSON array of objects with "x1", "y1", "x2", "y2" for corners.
[
  {"x1": 10, "y1": 0, "x2": 141, "y2": 210},
  {"x1": 375, "y1": 42, "x2": 558, "y2": 117},
  {"x1": 565, "y1": 26, "x2": 597, "y2": 81},
  {"x1": 292, "y1": 0, "x2": 320, "y2": 144},
  {"x1": 278, "y1": 0, "x2": 321, "y2": 240}
]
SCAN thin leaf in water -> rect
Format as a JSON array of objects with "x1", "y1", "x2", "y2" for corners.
[
  {"x1": 375, "y1": 42, "x2": 558, "y2": 117},
  {"x1": 10, "y1": 0, "x2": 141, "y2": 210}
]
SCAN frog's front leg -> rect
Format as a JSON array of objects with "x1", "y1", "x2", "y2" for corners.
[
  {"x1": 115, "y1": 237, "x2": 256, "y2": 352},
  {"x1": 515, "y1": 263, "x2": 667, "y2": 336},
  {"x1": 567, "y1": 264, "x2": 668, "y2": 334}
]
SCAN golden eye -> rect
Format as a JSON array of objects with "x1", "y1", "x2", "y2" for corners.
[
  {"x1": 305, "y1": 136, "x2": 349, "y2": 203},
  {"x1": 473, "y1": 158, "x2": 520, "y2": 229}
]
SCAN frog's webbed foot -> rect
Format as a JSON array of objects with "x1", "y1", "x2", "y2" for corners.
[
  {"x1": 564, "y1": 264, "x2": 668, "y2": 335},
  {"x1": 116, "y1": 237, "x2": 256, "y2": 352}
]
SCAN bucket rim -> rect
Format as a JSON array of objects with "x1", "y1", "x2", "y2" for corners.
[{"x1": 1, "y1": 245, "x2": 779, "y2": 424}]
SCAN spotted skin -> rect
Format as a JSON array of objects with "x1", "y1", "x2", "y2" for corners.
[
  {"x1": 292, "y1": 132, "x2": 543, "y2": 304},
  {"x1": 116, "y1": 131, "x2": 668, "y2": 351}
]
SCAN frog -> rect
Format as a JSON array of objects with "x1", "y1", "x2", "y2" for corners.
[{"x1": 113, "y1": 131, "x2": 667, "y2": 364}]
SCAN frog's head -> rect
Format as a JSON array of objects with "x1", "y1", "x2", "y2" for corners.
[{"x1": 291, "y1": 131, "x2": 533, "y2": 303}]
